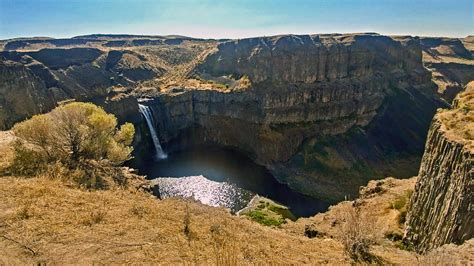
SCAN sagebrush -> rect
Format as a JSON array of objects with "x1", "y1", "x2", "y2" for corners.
[{"x1": 10, "y1": 102, "x2": 135, "y2": 188}]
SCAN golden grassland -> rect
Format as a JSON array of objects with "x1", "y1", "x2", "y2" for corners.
[
  {"x1": 0, "y1": 176, "x2": 347, "y2": 265},
  {"x1": 2, "y1": 174, "x2": 472, "y2": 264},
  {"x1": 284, "y1": 178, "x2": 418, "y2": 263},
  {"x1": 0, "y1": 130, "x2": 473, "y2": 264}
]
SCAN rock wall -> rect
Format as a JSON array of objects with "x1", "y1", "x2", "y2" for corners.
[
  {"x1": 405, "y1": 82, "x2": 473, "y2": 252},
  {"x1": 418, "y1": 36, "x2": 474, "y2": 102},
  {"x1": 0, "y1": 61, "x2": 54, "y2": 129},
  {"x1": 150, "y1": 77, "x2": 384, "y2": 164},
  {"x1": 144, "y1": 34, "x2": 447, "y2": 201},
  {"x1": 197, "y1": 34, "x2": 425, "y2": 84},
  {"x1": 0, "y1": 47, "x2": 166, "y2": 129}
]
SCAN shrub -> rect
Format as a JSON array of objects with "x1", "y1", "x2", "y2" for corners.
[
  {"x1": 81, "y1": 210, "x2": 107, "y2": 226},
  {"x1": 9, "y1": 140, "x2": 46, "y2": 175},
  {"x1": 243, "y1": 199, "x2": 294, "y2": 226},
  {"x1": 10, "y1": 102, "x2": 135, "y2": 188},
  {"x1": 16, "y1": 205, "x2": 31, "y2": 220},
  {"x1": 339, "y1": 205, "x2": 383, "y2": 263},
  {"x1": 130, "y1": 205, "x2": 149, "y2": 218}
]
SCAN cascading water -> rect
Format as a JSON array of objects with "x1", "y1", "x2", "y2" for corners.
[{"x1": 138, "y1": 104, "x2": 168, "y2": 160}]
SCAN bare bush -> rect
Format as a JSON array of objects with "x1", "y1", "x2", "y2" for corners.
[{"x1": 338, "y1": 204, "x2": 383, "y2": 264}]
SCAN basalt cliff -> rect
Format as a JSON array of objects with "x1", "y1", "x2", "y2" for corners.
[
  {"x1": 148, "y1": 34, "x2": 447, "y2": 200},
  {"x1": 2, "y1": 33, "x2": 471, "y2": 201},
  {"x1": 405, "y1": 81, "x2": 473, "y2": 252}
]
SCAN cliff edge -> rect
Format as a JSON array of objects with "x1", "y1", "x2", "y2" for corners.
[{"x1": 405, "y1": 81, "x2": 473, "y2": 252}]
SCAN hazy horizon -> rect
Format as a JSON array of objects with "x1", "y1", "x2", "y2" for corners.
[
  {"x1": 1, "y1": 0, "x2": 473, "y2": 40},
  {"x1": 2, "y1": 31, "x2": 474, "y2": 41}
]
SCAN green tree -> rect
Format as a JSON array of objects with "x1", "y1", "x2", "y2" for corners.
[{"x1": 10, "y1": 102, "x2": 135, "y2": 187}]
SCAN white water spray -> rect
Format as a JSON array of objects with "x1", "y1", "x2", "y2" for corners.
[{"x1": 138, "y1": 104, "x2": 168, "y2": 160}]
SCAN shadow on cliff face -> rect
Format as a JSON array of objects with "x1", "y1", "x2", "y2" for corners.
[
  {"x1": 128, "y1": 85, "x2": 445, "y2": 204},
  {"x1": 273, "y1": 86, "x2": 448, "y2": 202}
]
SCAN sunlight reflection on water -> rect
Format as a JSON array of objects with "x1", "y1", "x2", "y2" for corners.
[
  {"x1": 140, "y1": 146, "x2": 329, "y2": 217},
  {"x1": 151, "y1": 175, "x2": 255, "y2": 212}
]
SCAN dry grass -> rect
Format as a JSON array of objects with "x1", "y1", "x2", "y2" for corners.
[
  {"x1": 0, "y1": 131, "x2": 15, "y2": 174},
  {"x1": 0, "y1": 176, "x2": 347, "y2": 265},
  {"x1": 1, "y1": 130, "x2": 472, "y2": 264},
  {"x1": 419, "y1": 239, "x2": 474, "y2": 265},
  {"x1": 0, "y1": 173, "x2": 472, "y2": 264},
  {"x1": 283, "y1": 177, "x2": 420, "y2": 264},
  {"x1": 438, "y1": 81, "x2": 474, "y2": 149},
  {"x1": 283, "y1": 176, "x2": 474, "y2": 264}
]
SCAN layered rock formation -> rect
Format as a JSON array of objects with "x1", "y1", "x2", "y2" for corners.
[
  {"x1": 419, "y1": 37, "x2": 474, "y2": 102},
  {"x1": 144, "y1": 33, "x2": 447, "y2": 200},
  {"x1": 0, "y1": 38, "x2": 210, "y2": 129},
  {"x1": 0, "y1": 33, "x2": 452, "y2": 201},
  {"x1": 198, "y1": 34, "x2": 426, "y2": 84},
  {"x1": 405, "y1": 82, "x2": 473, "y2": 252},
  {"x1": 0, "y1": 60, "x2": 54, "y2": 129}
]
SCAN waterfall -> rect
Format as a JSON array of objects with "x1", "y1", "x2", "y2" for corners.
[{"x1": 138, "y1": 104, "x2": 168, "y2": 160}]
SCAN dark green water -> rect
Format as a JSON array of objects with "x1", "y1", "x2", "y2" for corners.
[{"x1": 139, "y1": 146, "x2": 329, "y2": 217}]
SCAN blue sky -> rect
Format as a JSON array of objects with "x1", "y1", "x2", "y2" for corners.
[{"x1": 0, "y1": 0, "x2": 472, "y2": 39}]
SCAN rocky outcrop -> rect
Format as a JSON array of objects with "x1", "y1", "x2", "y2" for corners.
[
  {"x1": 98, "y1": 93, "x2": 140, "y2": 124},
  {"x1": 418, "y1": 37, "x2": 474, "y2": 102},
  {"x1": 25, "y1": 48, "x2": 103, "y2": 70},
  {"x1": 104, "y1": 50, "x2": 165, "y2": 81},
  {"x1": 1, "y1": 35, "x2": 208, "y2": 51},
  {"x1": 3, "y1": 38, "x2": 102, "y2": 50},
  {"x1": 0, "y1": 47, "x2": 169, "y2": 129},
  {"x1": 420, "y1": 37, "x2": 472, "y2": 59},
  {"x1": 405, "y1": 82, "x2": 473, "y2": 252},
  {"x1": 150, "y1": 79, "x2": 384, "y2": 163},
  {"x1": 197, "y1": 34, "x2": 425, "y2": 84},
  {"x1": 0, "y1": 61, "x2": 54, "y2": 129},
  {"x1": 274, "y1": 84, "x2": 444, "y2": 201},
  {"x1": 0, "y1": 35, "x2": 215, "y2": 130}
]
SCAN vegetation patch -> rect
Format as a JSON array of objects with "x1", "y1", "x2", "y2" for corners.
[
  {"x1": 246, "y1": 209, "x2": 286, "y2": 227},
  {"x1": 81, "y1": 210, "x2": 107, "y2": 226},
  {"x1": 8, "y1": 102, "x2": 137, "y2": 189},
  {"x1": 241, "y1": 197, "x2": 295, "y2": 227},
  {"x1": 390, "y1": 189, "x2": 413, "y2": 224}
]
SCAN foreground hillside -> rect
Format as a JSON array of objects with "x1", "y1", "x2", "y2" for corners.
[
  {"x1": 0, "y1": 176, "x2": 346, "y2": 264},
  {"x1": 1, "y1": 127, "x2": 473, "y2": 264},
  {"x1": 0, "y1": 131, "x2": 471, "y2": 264},
  {"x1": 2, "y1": 174, "x2": 473, "y2": 264}
]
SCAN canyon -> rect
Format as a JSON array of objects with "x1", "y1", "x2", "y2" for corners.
[
  {"x1": 0, "y1": 32, "x2": 473, "y2": 262},
  {"x1": 2, "y1": 33, "x2": 471, "y2": 201}
]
